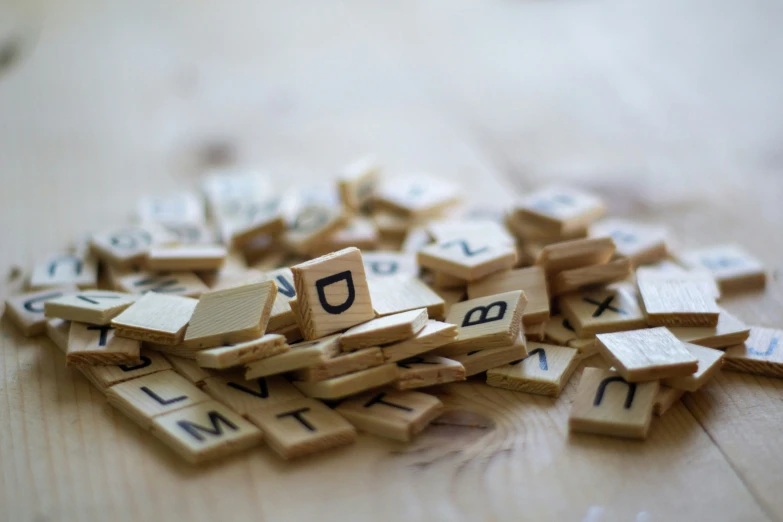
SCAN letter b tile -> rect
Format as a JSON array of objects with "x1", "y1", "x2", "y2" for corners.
[{"x1": 291, "y1": 248, "x2": 375, "y2": 340}]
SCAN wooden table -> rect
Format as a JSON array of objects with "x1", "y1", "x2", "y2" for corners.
[{"x1": 1, "y1": 1, "x2": 782, "y2": 520}]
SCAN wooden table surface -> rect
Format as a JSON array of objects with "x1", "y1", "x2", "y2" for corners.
[{"x1": 1, "y1": 1, "x2": 782, "y2": 521}]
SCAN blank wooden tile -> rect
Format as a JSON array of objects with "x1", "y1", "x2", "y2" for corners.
[
  {"x1": 246, "y1": 398, "x2": 356, "y2": 459},
  {"x1": 724, "y1": 327, "x2": 783, "y2": 378},
  {"x1": 137, "y1": 191, "x2": 205, "y2": 226},
  {"x1": 202, "y1": 373, "x2": 303, "y2": 415},
  {"x1": 661, "y1": 343, "x2": 724, "y2": 391},
  {"x1": 559, "y1": 286, "x2": 646, "y2": 338},
  {"x1": 107, "y1": 369, "x2": 211, "y2": 429},
  {"x1": 245, "y1": 334, "x2": 342, "y2": 379},
  {"x1": 450, "y1": 333, "x2": 528, "y2": 376},
  {"x1": 336, "y1": 390, "x2": 444, "y2": 442},
  {"x1": 292, "y1": 363, "x2": 399, "y2": 400},
  {"x1": 291, "y1": 248, "x2": 375, "y2": 340},
  {"x1": 44, "y1": 291, "x2": 138, "y2": 325},
  {"x1": 340, "y1": 308, "x2": 428, "y2": 352},
  {"x1": 161, "y1": 353, "x2": 215, "y2": 387},
  {"x1": 118, "y1": 271, "x2": 209, "y2": 298},
  {"x1": 45, "y1": 318, "x2": 71, "y2": 353},
  {"x1": 362, "y1": 251, "x2": 418, "y2": 279},
  {"x1": 431, "y1": 270, "x2": 466, "y2": 290},
  {"x1": 5, "y1": 287, "x2": 76, "y2": 336},
  {"x1": 111, "y1": 293, "x2": 198, "y2": 345},
  {"x1": 143, "y1": 340, "x2": 204, "y2": 360},
  {"x1": 283, "y1": 204, "x2": 347, "y2": 256},
  {"x1": 486, "y1": 343, "x2": 579, "y2": 397},
  {"x1": 668, "y1": 308, "x2": 750, "y2": 349},
  {"x1": 374, "y1": 176, "x2": 460, "y2": 217},
  {"x1": 467, "y1": 266, "x2": 550, "y2": 325},
  {"x1": 544, "y1": 314, "x2": 578, "y2": 345},
  {"x1": 679, "y1": 244, "x2": 766, "y2": 293},
  {"x1": 29, "y1": 253, "x2": 98, "y2": 290},
  {"x1": 640, "y1": 264, "x2": 722, "y2": 300},
  {"x1": 513, "y1": 186, "x2": 605, "y2": 235},
  {"x1": 67, "y1": 322, "x2": 140, "y2": 366},
  {"x1": 506, "y1": 213, "x2": 589, "y2": 244},
  {"x1": 77, "y1": 350, "x2": 172, "y2": 392},
  {"x1": 195, "y1": 334, "x2": 289, "y2": 369},
  {"x1": 550, "y1": 258, "x2": 632, "y2": 297},
  {"x1": 291, "y1": 348, "x2": 384, "y2": 382},
  {"x1": 381, "y1": 320, "x2": 458, "y2": 363},
  {"x1": 312, "y1": 217, "x2": 380, "y2": 255},
  {"x1": 636, "y1": 268, "x2": 720, "y2": 327},
  {"x1": 90, "y1": 226, "x2": 160, "y2": 269},
  {"x1": 597, "y1": 327, "x2": 698, "y2": 382},
  {"x1": 145, "y1": 245, "x2": 227, "y2": 272},
  {"x1": 338, "y1": 155, "x2": 380, "y2": 211},
  {"x1": 417, "y1": 238, "x2": 517, "y2": 282},
  {"x1": 394, "y1": 355, "x2": 466, "y2": 390},
  {"x1": 590, "y1": 219, "x2": 669, "y2": 267},
  {"x1": 152, "y1": 400, "x2": 263, "y2": 464},
  {"x1": 427, "y1": 219, "x2": 514, "y2": 247},
  {"x1": 264, "y1": 267, "x2": 297, "y2": 331},
  {"x1": 534, "y1": 237, "x2": 616, "y2": 277},
  {"x1": 569, "y1": 367, "x2": 659, "y2": 439},
  {"x1": 654, "y1": 386, "x2": 685, "y2": 416},
  {"x1": 435, "y1": 290, "x2": 526, "y2": 356},
  {"x1": 368, "y1": 275, "x2": 446, "y2": 320},
  {"x1": 183, "y1": 281, "x2": 277, "y2": 349}
]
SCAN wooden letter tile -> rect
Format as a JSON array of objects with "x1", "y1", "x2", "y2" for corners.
[
  {"x1": 118, "y1": 271, "x2": 209, "y2": 298},
  {"x1": 44, "y1": 291, "x2": 137, "y2": 325},
  {"x1": 340, "y1": 308, "x2": 428, "y2": 352},
  {"x1": 5, "y1": 287, "x2": 76, "y2": 336},
  {"x1": 417, "y1": 238, "x2": 517, "y2": 281},
  {"x1": 245, "y1": 335, "x2": 342, "y2": 379},
  {"x1": 724, "y1": 327, "x2": 783, "y2": 378},
  {"x1": 661, "y1": 343, "x2": 724, "y2": 391},
  {"x1": 544, "y1": 315, "x2": 577, "y2": 346},
  {"x1": 559, "y1": 286, "x2": 646, "y2": 338},
  {"x1": 29, "y1": 253, "x2": 98, "y2": 290},
  {"x1": 137, "y1": 191, "x2": 205, "y2": 226},
  {"x1": 394, "y1": 355, "x2": 466, "y2": 390},
  {"x1": 362, "y1": 251, "x2": 418, "y2": 279},
  {"x1": 450, "y1": 332, "x2": 528, "y2": 377},
  {"x1": 636, "y1": 268, "x2": 720, "y2": 327},
  {"x1": 569, "y1": 367, "x2": 659, "y2": 439},
  {"x1": 145, "y1": 245, "x2": 227, "y2": 272},
  {"x1": 373, "y1": 176, "x2": 460, "y2": 217},
  {"x1": 597, "y1": 327, "x2": 698, "y2": 382},
  {"x1": 435, "y1": 290, "x2": 526, "y2": 356},
  {"x1": 291, "y1": 247, "x2": 375, "y2": 339},
  {"x1": 290, "y1": 348, "x2": 384, "y2": 382},
  {"x1": 486, "y1": 343, "x2": 579, "y2": 397},
  {"x1": 77, "y1": 350, "x2": 172, "y2": 392},
  {"x1": 195, "y1": 334, "x2": 289, "y2": 369},
  {"x1": 282, "y1": 204, "x2": 346, "y2": 256},
  {"x1": 184, "y1": 281, "x2": 277, "y2": 349},
  {"x1": 534, "y1": 237, "x2": 616, "y2": 277},
  {"x1": 201, "y1": 373, "x2": 304, "y2": 415},
  {"x1": 513, "y1": 186, "x2": 606, "y2": 235},
  {"x1": 336, "y1": 390, "x2": 444, "y2": 442},
  {"x1": 90, "y1": 227, "x2": 158, "y2": 269},
  {"x1": 668, "y1": 307, "x2": 750, "y2": 349},
  {"x1": 292, "y1": 363, "x2": 399, "y2": 400},
  {"x1": 337, "y1": 155, "x2": 380, "y2": 211},
  {"x1": 111, "y1": 293, "x2": 198, "y2": 345},
  {"x1": 160, "y1": 353, "x2": 215, "y2": 387},
  {"x1": 368, "y1": 275, "x2": 445, "y2": 319},
  {"x1": 467, "y1": 266, "x2": 550, "y2": 325},
  {"x1": 590, "y1": 218, "x2": 669, "y2": 267},
  {"x1": 381, "y1": 320, "x2": 458, "y2": 363},
  {"x1": 654, "y1": 386, "x2": 685, "y2": 416},
  {"x1": 107, "y1": 369, "x2": 211, "y2": 429},
  {"x1": 246, "y1": 398, "x2": 356, "y2": 460},
  {"x1": 45, "y1": 318, "x2": 71, "y2": 353},
  {"x1": 311, "y1": 217, "x2": 380, "y2": 255},
  {"x1": 549, "y1": 258, "x2": 632, "y2": 297},
  {"x1": 265, "y1": 267, "x2": 297, "y2": 330},
  {"x1": 151, "y1": 400, "x2": 263, "y2": 464},
  {"x1": 679, "y1": 244, "x2": 766, "y2": 293},
  {"x1": 67, "y1": 322, "x2": 140, "y2": 366}
]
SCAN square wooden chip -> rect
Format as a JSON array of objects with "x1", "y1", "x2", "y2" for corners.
[{"x1": 596, "y1": 327, "x2": 698, "y2": 382}]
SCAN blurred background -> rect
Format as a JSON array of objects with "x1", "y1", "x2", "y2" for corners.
[{"x1": 1, "y1": 0, "x2": 782, "y2": 263}]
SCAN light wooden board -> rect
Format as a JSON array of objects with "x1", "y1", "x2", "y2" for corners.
[{"x1": 1, "y1": 1, "x2": 782, "y2": 520}]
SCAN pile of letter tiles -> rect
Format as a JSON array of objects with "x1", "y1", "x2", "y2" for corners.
[{"x1": 4, "y1": 157, "x2": 775, "y2": 463}]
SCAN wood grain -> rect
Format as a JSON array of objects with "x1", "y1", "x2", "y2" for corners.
[{"x1": 1, "y1": 0, "x2": 782, "y2": 520}]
